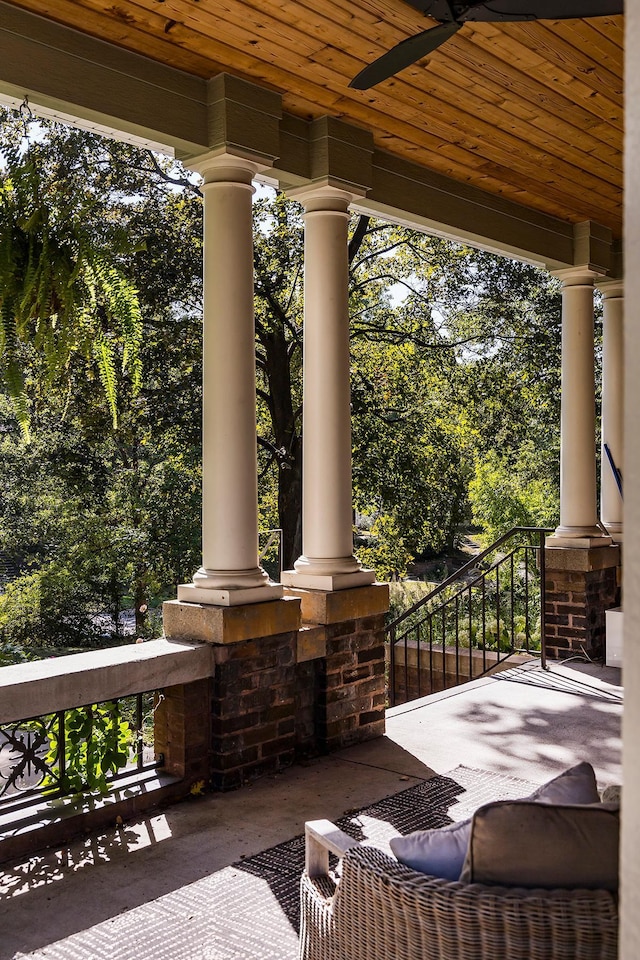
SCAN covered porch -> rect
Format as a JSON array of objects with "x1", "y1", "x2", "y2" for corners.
[
  {"x1": 2, "y1": 659, "x2": 623, "y2": 959},
  {"x1": 0, "y1": 0, "x2": 636, "y2": 954}
]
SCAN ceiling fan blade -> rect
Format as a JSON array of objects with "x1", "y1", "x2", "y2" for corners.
[
  {"x1": 460, "y1": 0, "x2": 623, "y2": 21},
  {"x1": 349, "y1": 21, "x2": 462, "y2": 90},
  {"x1": 401, "y1": 0, "x2": 623, "y2": 17}
]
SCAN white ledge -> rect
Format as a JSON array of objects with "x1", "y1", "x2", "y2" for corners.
[{"x1": 0, "y1": 638, "x2": 214, "y2": 724}]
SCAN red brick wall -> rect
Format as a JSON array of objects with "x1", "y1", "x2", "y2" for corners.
[
  {"x1": 154, "y1": 678, "x2": 212, "y2": 782},
  {"x1": 209, "y1": 630, "x2": 298, "y2": 790},
  {"x1": 545, "y1": 565, "x2": 619, "y2": 659},
  {"x1": 317, "y1": 613, "x2": 386, "y2": 751}
]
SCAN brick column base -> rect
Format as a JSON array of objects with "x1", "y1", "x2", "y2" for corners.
[
  {"x1": 162, "y1": 587, "x2": 390, "y2": 789},
  {"x1": 163, "y1": 597, "x2": 301, "y2": 790},
  {"x1": 286, "y1": 584, "x2": 389, "y2": 753},
  {"x1": 545, "y1": 544, "x2": 621, "y2": 659},
  {"x1": 210, "y1": 631, "x2": 298, "y2": 789}
]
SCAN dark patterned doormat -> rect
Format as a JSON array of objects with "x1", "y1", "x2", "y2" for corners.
[{"x1": 12, "y1": 766, "x2": 536, "y2": 960}]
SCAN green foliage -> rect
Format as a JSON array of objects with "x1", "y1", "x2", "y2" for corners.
[
  {"x1": 355, "y1": 514, "x2": 413, "y2": 581},
  {"x1": 0, "y1": 379, "x2": 202, "y2": 648},
  {"x1": 0, "y1": 637, "x2": 35, "y2": 665},
  {"x1": 388, "y1": 580, "x2": 436, "y2": 621},
  {"x1": 443, "y1": 254, "x2": 562, "y2": 544},
  {"x1": 469, "y1": 448, "x2": 559, "y2": 541},
  {"x1": 0, "y1": 114, "x2": 203, "y2": 652},
  {"x1": 351, "y1": 336, "x2": 469, "y2": 561},
  {"x1": 0, "y1": 563, "x2": 104, "y2": 648},
  {"x1": 44, "y1": 703, "x2": 132, "y2": 796},
  {"x1": 0, "y1": 121, "x2": 144, "y2": 437}
]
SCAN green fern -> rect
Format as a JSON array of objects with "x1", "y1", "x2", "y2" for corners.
[
  {"x1": 0, "y1": 146, "x2": 143, "y2": 437},
  {"x1": 93, "y1": 336, "x2": 119, "y2": 428}
]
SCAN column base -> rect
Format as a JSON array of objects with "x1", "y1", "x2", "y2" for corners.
[
  {"x1": 282, "y1": 554, "x2": 376, "y2": 591},
  {"x1": 602, "y1": 522, "x2": 623, "y2": 543},
  {"x1": 545, "y1": 533, "x2": 612, "y2": 549},
  {"x1": 177, "y1": 581, "x2": 283, "y2": 606},
  {"x1": 281, "y1": 569, "x2": 375, "y2": 590},
  {"x1": 544, "y1": 544, "x2": 621, "y2": 659}
]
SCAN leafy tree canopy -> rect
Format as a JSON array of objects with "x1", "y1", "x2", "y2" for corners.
[{"x1": 0, "y1": 110, "x2": 564, "y2": 652}]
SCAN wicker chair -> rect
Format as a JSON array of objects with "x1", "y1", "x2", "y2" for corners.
[{"x1": 299, "y1": 820, "x2": 619, "y2": 960}]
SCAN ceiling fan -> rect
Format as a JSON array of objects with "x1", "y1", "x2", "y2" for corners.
[{"x1": 349, "y1": 1, "x2": 624, "y2": 90}]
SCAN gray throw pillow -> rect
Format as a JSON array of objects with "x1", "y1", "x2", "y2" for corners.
[
  {"x1": 526, "y1": 760, "x2": 600, "y2": 805},
  {"x1": 390, "y1": 761, "x2": 599, "y2": 881},
  {"x1": 459, "y1": 800, "x2": 619, "y2": 890},
  {"x1": 389, "y1": 818, "x2": 470, "y2": 881}
]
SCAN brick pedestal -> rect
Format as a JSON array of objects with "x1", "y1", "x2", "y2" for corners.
[
  {"x1": 544, "y1": 545, "x2": 621, "y2": 659},
  {"x1": 209, "y1": 631, "x2": 298, "y2": 789},
  {"x1": 163, "y1": 597, "x2": 301, "y2": 790},
  {"x1": 161, "y1": 585, "x2": 389, "y2": 789},
  {"x1": 286, "y1": 584, "x2": 389, "y2": 752}
]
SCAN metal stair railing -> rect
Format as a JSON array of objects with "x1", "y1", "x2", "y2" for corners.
[{"x1": 386, "y1": 527, "x2": 552, "y2": 707}]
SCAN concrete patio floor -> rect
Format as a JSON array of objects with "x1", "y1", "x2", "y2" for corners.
[{"x1": 1, "y1": 659, "x2": 623, "y2": 960}]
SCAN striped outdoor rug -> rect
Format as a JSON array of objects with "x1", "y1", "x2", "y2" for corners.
[{"x1": 10, "y1": 765, "x2": 536, "y2": 960}]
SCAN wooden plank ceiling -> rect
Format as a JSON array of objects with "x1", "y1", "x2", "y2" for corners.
[{"x1": 3, "y1": 0, "x2": 623, "y2": 238}]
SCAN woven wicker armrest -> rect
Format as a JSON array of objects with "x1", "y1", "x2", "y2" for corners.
[{"x1": 304, "y1": 819, "x2": 360, "y2": 879}]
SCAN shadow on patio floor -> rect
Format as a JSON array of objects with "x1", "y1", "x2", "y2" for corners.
[{"x1": 2, "y1": 660, "x2": 622, "y2": 959}]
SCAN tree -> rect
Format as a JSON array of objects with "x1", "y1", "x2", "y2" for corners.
[
  {"x1": 254, "y1": 193, "x2": 304, "y2": 567},
  {"x1": 0, "y1": 110, "x2": 565, "y2": 649},
  {"x1": 0, "y1": 114, "x2": 146, "y2": 437},
  {"x1": 0, "y1": 110, "x2": 204, "y2": 646},
  {"x1": 442, "y1": 252, "x2": 563, "y2": 537},
  {"x1": 253, "y1": 202, "x2": 480, "y2": 570}
]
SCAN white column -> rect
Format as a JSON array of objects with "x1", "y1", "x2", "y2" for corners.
[
  {"x1": 598, "y1": 280, "x2": 624, "y2": 542},
  {"x1": 282, "y1": 186, "x2": 374, "y2": 591},
  {"x1": 178, "y1": 156, "x2": 282, "y2": 606},
  {"x1": 548, "y1": 268, "x2": 611, "y2": 547}
]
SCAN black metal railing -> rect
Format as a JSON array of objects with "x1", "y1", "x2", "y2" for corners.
[
  {"x1": 0, "y1": 692, "x2": 161, "y2": 814},
  {"x1": 386, "y1": 527, "x2": 552, "y2": 706}
]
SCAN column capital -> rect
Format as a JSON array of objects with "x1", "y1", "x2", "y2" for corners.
[
  {"x1": 551, "y1": 266, "x2": 601, "y2": 286},
  {"x1": 275, "y1": 118, "x2": 374, "y2": 198},
  {"x1": 572, "y1": 220, "x2": 613, "y2": 275},
  {"x1": 186, "y1": 150, "x2": 264, "y2": 183},
  {"x1": 287, "y1": 182, "x2": 354, "y2": 213},
  {"x1": 180, "y1": 73, "x2": 282, "y2": 169},
  {"x1": 597, "y1": 277, "x2": 624, "y2": 299}
]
